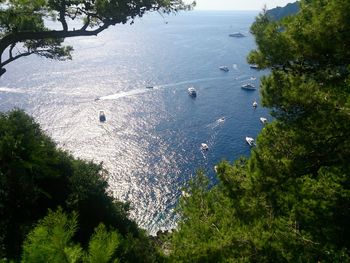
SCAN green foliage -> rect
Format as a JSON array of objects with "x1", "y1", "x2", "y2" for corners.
[
  {"x1": 22, "y1": 209, "x2": 82, "y2": 263},
  {"x1": 171, "y1": 171, "x2": 241, "y2": 262},
  {"x1": 171, "y1": 0, "x2": 350, "y2": 261},
  {"x1": 249, "y1": 0, "x2": 350, "y2": 72},
  {"x1": 21, "y1": 209, "x2": 121, "y2": 263},
  {"x1": 0, "y1": 109, "x2": 159, "y2": 262},
  {"x1": 0, "y1": 109, "x2": 72, "y2": 258},
  {"x1": 65, "y1": 159, "x2": 139, "y2": 245},
  {"x1": 84, "y1": 224, "x2": 120, "y2": 263}
]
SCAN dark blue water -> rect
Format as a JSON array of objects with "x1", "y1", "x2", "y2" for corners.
[{"x1": 0, "y1": 11, "x2": 270, "y2": 233}]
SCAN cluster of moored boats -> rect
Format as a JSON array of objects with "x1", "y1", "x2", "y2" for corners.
[
  {"x1": 219, "y1": 62, "x2": 266, "y2": 148},
  {"x1": 217, "y1": 63, "x2": 259, "y2": 106},
  {"x1": 98, "y1": 55, "x2": 267, "y2": 152},
  {"x1": 189, "y1": 63, "x2": 267, "y2": 151},
  {"x1": 201, "y1": 115, "x2": 268, "y2": 150}
]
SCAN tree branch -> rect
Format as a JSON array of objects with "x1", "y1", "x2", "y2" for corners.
[
  {"x1": 81, "y1": 15, "x2": 91, "y2": 31},
  {"x1": 9, "y1": 43, "x2": 15, "y2": 59},
  {"x1": 1, "y1": 45, "x2": 72, "y2": 70},
  {"x1": 1, "y1": 50, "x2": 35, "y2": 68},
  {"x1": 0, "y1": 22, "x2": 112, "y2": 58},
  {"x1": 58, "y1": 0, "x2": 68, "y2": 31}
]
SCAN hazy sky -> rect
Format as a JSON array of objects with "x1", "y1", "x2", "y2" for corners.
[{"x1": 192, "y1": 0, "x2": 294, "y2": 11}]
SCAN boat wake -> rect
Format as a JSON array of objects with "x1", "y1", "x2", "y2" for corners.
[
  {"x1": 99, "y1": 76, "x2": 231, "y2": 101},
  {"x1": 99, "y1": 88, "x2": 152, "y2": 100},
  {"x1": 206, "y1": 116, "x2": 226, "y2": 129},
  {"x1": 0, "y1": 87, "x2": 26, "y2": 94}
]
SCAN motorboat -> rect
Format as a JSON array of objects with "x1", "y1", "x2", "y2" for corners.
[
  {"x1": 146, "y1": 86, "x2": 154, "y2": 89},
  {"x1": 219, "y1": 66, "x2": 229, "y2": 72},
  {"x1": 218, "y1": 117, "x2": 225, "y2": 123},
  {"x1": 241, "y1": 83, "x2": 256, "y2": 90},
  {"x1": 250, "y1": 76, "x2": 257, "y2": 80},
  {"x1": 99, "y1": 111, "x2": 106, "y2": 122},
  {"x1": 188, "y1": 87, "x2": 197, "y2": 97},
  {"x1": 229, "y1": 32, "x2": 245, "y2": 37},
  {"x1": 245, "y1": 137, "x2": 255, "y2": 146},
  {"x1": 260, "y1": 117, "x2": 268, "y2": 124},
  {"x1": 201, "y1": 143, "x2": 209, "y2": 151},
  {"x1": 250, "y1": 64, "x2": 259, "y2": 69},
  {"x1": 253, "y1": 100, "x2": 258, "y2": 108}
]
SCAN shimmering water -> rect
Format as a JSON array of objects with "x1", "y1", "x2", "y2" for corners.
[{"x1": 0, "y1": 11, "x2": 270, "y2": 233}]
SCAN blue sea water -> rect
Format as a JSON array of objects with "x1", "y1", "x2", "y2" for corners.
[{"x1": 0, "y1": 10, "x2": 270, "y2": 233}]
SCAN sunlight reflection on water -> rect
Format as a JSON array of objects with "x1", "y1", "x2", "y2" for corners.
[{"x1": 0, "y1": 11, "x2": 270, "y2": 234}]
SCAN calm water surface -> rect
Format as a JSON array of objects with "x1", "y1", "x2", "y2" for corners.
[{"x1": 0, "y1": 11, "x2": 270, "y2": 233}]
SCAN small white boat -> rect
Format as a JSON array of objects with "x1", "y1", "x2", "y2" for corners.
[
  {"x1": 201, "y1": 143, "x2": 209, "y2": 151},
  {"x1": 260, "y1": 117, "x2": 268, "y2": 124},
  {"x1": 250, "y1": 76, "x2": 257, "y2": 80},
  {"x1": 218, "y1": 117, "x2": 225, "y2": 123},
  {"x1": 229, "y1": 32, "x2": 245, "y2": 37},
  {"x1": 188, "y1": 87, "x2": 197, "y2": 97},
  {"x1": 241, "y1": 83, "x2": 256, "y2": 90},
  {"x1": 99, "y1": 111, "x2": 106, "y2": 122},
  {"x1": 253, "y1": 100, "x2": 258, "y2": 108},
  {"x1": 245, "y1": 137, "x2": 255, "y2": 146},
  {"x1": 250, "y1": 64, "x2": 259, "y2": 69},
  {"x1": 219, "y1": 66, "x2": 229, "y2": 72}
]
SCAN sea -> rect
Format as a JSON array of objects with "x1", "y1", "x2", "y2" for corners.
[{"x1": 0, "y1": 10, "x2": 270, "y2": 234}]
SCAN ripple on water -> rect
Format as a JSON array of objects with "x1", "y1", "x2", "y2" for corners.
[{"x1": 0, "y1": 11, "x2": 269, "y2": 234}]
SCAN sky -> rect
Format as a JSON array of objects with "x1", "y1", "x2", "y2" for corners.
[{"x1": 191, "y1": 0, "x2": 294, "y2": 11}]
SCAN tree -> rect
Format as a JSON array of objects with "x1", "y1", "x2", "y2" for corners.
[
  {"x1": 22, "y1": 209, "x2": 121, "y2": 263},
  {"x1": 0, "y1": 0, "x2": 194, "y2": 76},
  {"x1": 171, "y1": 0, "x2": 350, "y2": 261},
  {"x1": 22, "y1": 209, "x2": 84, "y2": 263},
  {"x1": 0, "y1": 109, "x2": 72, "y2": 258},
  {"x1": 0, "y1": 109, "x2": 160, "y2": 262},
  {"x1": 246, "y1": 0, "x2": 350, "y2": 257}
]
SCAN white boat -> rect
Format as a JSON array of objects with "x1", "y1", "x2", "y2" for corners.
[
  {"x1": 250, "y1": 76, "x2": 257, "y2": 80},
  {"x1": 253, "y1": 100, "x2": 258, "y2": 108},
  {"x1": 245, "y1": 137, "x2": 255, "y2": 146},
  {"x1": 188, "y1": 87, "x2": 197, "y2": 97},
  {"x1": 219, "y1": 66, "x2": 229, "y2": 72},
  {"x1": 201, "y1": 143, "x2": 209, "y2": 151},
  {"x1": 250, "y1": 64, "x2": 259, "y2": 69},
  {"x1": 241, "y1": 83, "x2": 256, "y2": 90},
  {"x1": 99, "y1": 111, "x2": 106, "y2": 122},
  {"x1": 218, "y1": 117, "x2": 225, "y2": 123},
  {"x1": 260, "y1": 117, "x2": 268, "y2": 124},
  {"x1": 229, "y1": 32, "x2": 245, "y2": 37}
]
